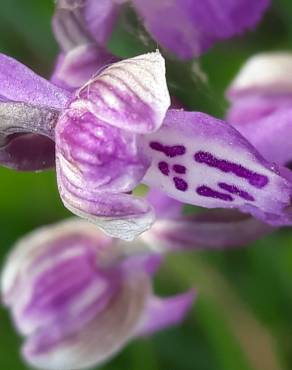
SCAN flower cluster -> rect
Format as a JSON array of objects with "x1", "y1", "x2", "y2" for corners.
[{"x1": 1, "y1": 0, "x2": 291, "y2": 369}]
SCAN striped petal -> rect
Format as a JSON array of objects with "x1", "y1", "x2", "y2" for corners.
[
  {"x1": 75, "y1": 51, "x2": 170, "y2": 133},
  {"x1": 141, "y1": 109, "x2": 292, "y2": 226}
]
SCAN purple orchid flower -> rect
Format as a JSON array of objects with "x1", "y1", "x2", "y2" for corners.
[
  {"x1": 1, "y1": 218, "x2": 194, "y2": 370},
  {"x1": 227, "y1": 52, "x2": 292, "y2": 167},
  {"x1": 52, "y1": 0, "x2": 271, "y2": 62},
  {"x1": 1, "y1": 51, "x2": 292, "y2": 242}
]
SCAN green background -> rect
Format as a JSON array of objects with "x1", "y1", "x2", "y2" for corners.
[{"x1": 1, "y1": 1, "x2": 292, "y2": 369}]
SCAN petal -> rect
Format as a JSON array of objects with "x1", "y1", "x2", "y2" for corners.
[
  {"x1": 55, "y1": 107, "x2": 155, "y2": 240},
  {"x1": 228, "y1": 108, "x2": 292, "y2": 166},
  {"x1": 227, "y1": 52, "x2": 292, "y2": 125},
  {"x1": 120, "y1": 254, "x2": 163, "y2": 276},
  {"x1": 147, "y1": 188, "x2": 183, "y2": 219},
  {"x1": 144, "y1": 209, "x2": 274, "y2": 250},
  {"x1": 51, "y1": 45, "x2": 118, "y2": 91},
  {"x1": 141, "y1": 109, "x2": 292, "y2": 226},
  {"x1": 75, "y1": 51, "x2": 170, "y2": 133},
  {"x1": 52, "y1": 5, "x2": 91, "y2": 52},
  {"x1": 228, "y1": 52, "x2": 292, "y2": 98},
  {"x1": 0, "y1": 53, "x2": 70, "y2": 109},
  {"x1": 84, "y1": 0, "x2": 121, "y2": 46},
  {"x1": 1, "y1": 219, "x2": 114, "y2": 333},
  {"x1": 23, "y1": 273, "x2": 150, "y2": 370},
  {"x1": 132, "y1": 0, "x2": 270, "y2": 59},
  {"x1": 136, "y1": 290, "x2": 195, "y2": 336}
]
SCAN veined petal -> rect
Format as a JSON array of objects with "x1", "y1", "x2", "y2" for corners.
[
  {"x1": 142, "y1": 209, "x2": 274, "y2": 250},
  {"x1": 141, "y1": 109, "x2": 292, "y2": 226},
  {"x1": 0, "y1": 53, "x2": 70, "y2": 109},
  {"x1": 136, "y1": 291, "x2": 195, "y2": 336},
  {"x1": 23, "y1": 273, "x2": 150, "y2": 370},
  {"x1": 57, "y1": 169, "x2": 155, "y2": 240},
  {"x1": 51, "y1": 45, "x2": 118, "y2": 91},
  {"x1": 132, "y1": 0, "x2": 270, "y2": 59},
  {"x1": 76, "y1": 51, "x2": 170, "y2": 133},
  {"x1": 84, "y1": 0, "x2": 121, "y2": 47}
]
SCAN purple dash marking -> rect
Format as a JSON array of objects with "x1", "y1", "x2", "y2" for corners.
[
  {"x1": 173, "y1": 177, "x2": 188, "y2": 191},
  {"x1": 218, "y1": 183, "x2": 255, "y2": 201},
  {"x1": 197, "y1": 185, "x2": 233, "y2": 201},
  {"x1": 158, "y1": 161, "x2": 170, "y2": 176},
  {"x1": 173, "y1": 164, "x2": 186, "y2": 174},
  {"x1": 194, "y1": 151, "x2": 268, "y2": 188},
  {"x1": 150, "y1": 141, "x2": 186, "y2": 158}
]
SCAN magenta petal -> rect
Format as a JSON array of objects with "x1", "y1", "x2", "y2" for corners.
[
  {"x1": 0, "y1": 53, "x2": 70, "y2": 109},
  {"x1": 51, "y1": 45, "x2": 118, "y2": 91},
  {"x1": 148, "y1": 209, "x2": 274, "y2": 250},
  {"x1": 142, "y1": 109, "x2": 292, "y2": 226},
  {"x1": 132, "y1": 0, "x2": 270, "y2": 59},
  {"x1": 136, "y1": 290, "x2": 195, "y2": 336}
]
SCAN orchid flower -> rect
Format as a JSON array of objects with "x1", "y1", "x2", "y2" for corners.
[
  {"x1": 52, "y1": 0, "x2": 271, "y2": 64},
  {"x1": 1, "y1": 218, "x2": 194, "y2": 370},
  {"x1": 227, "y1": 52, "x2": 292, "y2": 167},
  {"x1": 1, "y1": 51, "x2": 292, "y2": 242}
]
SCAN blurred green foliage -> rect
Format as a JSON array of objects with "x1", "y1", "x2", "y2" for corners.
[{"x1": 1, "y1": 1, "x2": 292, "y2": 369}]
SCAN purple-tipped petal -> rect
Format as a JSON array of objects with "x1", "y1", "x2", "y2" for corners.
[
  {"x1": 51, "y1": 45, "x2": 118, "y2": 91},
  {"x1": 144, "y1": 209, "x2": 274, "y2": 250},
  {"x1": 132, "y1": 0, "x2": 270, "y2": 59},
  {"x1": 0, "y1": 53, "x2": 70, "y2": 109},
  {"x1": 141, "y1": 109, "x2": 292, "y2": 226},
  {"x1": 76, "y1": 51, "x2": 170, "y2": 134},
  {"x1": 136, "y1": 291, "x2": 195, "y2": 336},
  {"x1": 84, "y1": 0, "x2": 121, "y2": 47}
]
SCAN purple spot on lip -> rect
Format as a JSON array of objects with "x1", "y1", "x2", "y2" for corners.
[
  {"x1": 150, "y1": 141, "x2": 186, "y2": 158},
  {"x1": 158, "y1": 161, "x2": 169, "y2": 176},
  {"x1": 173, "y1": 164, "x2": 186, "y2": 174},
  {"x1": 194, "y1": 151, "x2": 268, "y2": 188},
  {"x1": 173, "y1": 177, "x2": 188, "y2": 191},
  {"x1": 218, "y1": 183, "x2": 255, "y2": 201},
  {"x1": 197, "y1": 185, "x2": 233, "y2": 201}
]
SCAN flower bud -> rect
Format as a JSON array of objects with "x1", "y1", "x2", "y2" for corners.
[{"x1": 1, "y1": 219, "x2": 194, "y2": 370}]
